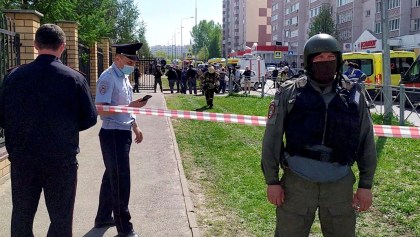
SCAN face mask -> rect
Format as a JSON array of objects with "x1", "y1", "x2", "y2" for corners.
[
  {"x1": 311, "y1": 61, "x2": 337, "y2": 84},
  {"x1": 121, "y1": 65, "x2": 134, "y2": 75}
]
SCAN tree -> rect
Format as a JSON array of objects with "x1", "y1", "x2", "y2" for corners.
[
  {"x1": 191, "y1": 20, "x2": 222, "y2": 58},
  {"x1": 308, "y1": 4, "x2": 337, "y2": 39},
  {"x1": 154, "y1": 51, "x2": 168, "y2": 59},
  {"x1": 136, "y1": 20, "x2": 152, "y2": 57},
  {"x1": 113, "y1": 0, "x2": 140, "y2": 43},
  {"x1": 207, "y1": 26, "x2": 222, "y2": 59},
  {"x1": 0, "y1": 0, "x2": 152, "y2": 48},
  {"x1": 197, "y1": 46, "x2": 209, "y2": 61},
  {"x1": 1, "y1": 0, "x2": 120, "y2": 44}
]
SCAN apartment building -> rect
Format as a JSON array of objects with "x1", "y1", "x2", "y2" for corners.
[
  {"x1": 150, "y1": 45, "x2": 190, "y2": 58},
  {"x1": 222, "y1": 0, "x2": 272, "y2": 58},
  {"x1": 271, "y1": 0, "x2": 420, "y2": 67}
]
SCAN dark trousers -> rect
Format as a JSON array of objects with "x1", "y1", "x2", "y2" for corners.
[
  {"x1": 11, "y1": 159, "x2": 78, "y2": 237},
  {"x1": 96, "y1": 128, "x2": 133, "y2": 234},
  {"x1": 204, "y1": 88, "x2": 215, "y2": 106},
  {"x1": 180, "y1": 80, "x2": 188, "y2": 94},
  {"x1": 176, "y1": 80, "x2": 180, "y2": 93},
  {"x1": 169, "y1": 80, "x2": 176, "y2": 93},
  {"x1": 219, "y1": 79, "x2": 226, "y2": 93},
  {"x1": 188, "y1": 79, "x2": 197, "y2": 94},
  {"x1": 133, "y1": 80, "x2": 139, "y2": 93},
  {"x1": 154, "y1": 77, "x2": 162, "y2": 92}
]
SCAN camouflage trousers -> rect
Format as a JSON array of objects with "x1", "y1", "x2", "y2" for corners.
[{"x1": 275, "y1": 169, "x2": 356, "y2": 237}]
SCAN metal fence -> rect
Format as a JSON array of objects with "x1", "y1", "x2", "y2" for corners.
[
  {"x1": 78, "y1": 43, "x2": 90, "y2": 85},
  {"x1": 257, "y1": 77, "x2": 420, "y2": 126},
  {"x1": 0, "y1": 13, "x2": 20, "y2": 148},
  {"x1": 97, "y1": 47, "x2": 104, "y2": 76}
]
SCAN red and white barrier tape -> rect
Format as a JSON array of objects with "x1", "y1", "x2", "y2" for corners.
[{"x1": 96, "y1": 105, "x2": 420, "y2": 139}]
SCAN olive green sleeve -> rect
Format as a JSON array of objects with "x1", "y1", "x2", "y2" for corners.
[
  {"x1": 356, "y1": 93, "x2": 378, "y2": 189},
  {"x1": 261, "y1": 88, "x2": 291, "y2": 185}
]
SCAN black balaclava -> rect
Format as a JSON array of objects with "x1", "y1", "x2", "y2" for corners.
[{"x1": 308, "y1": 53, "x2": 338, "y2": 86}]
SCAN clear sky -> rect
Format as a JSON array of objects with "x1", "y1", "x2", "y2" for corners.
[{"x1": 135, "y1": 0, "x2": 223, "y2": 46}]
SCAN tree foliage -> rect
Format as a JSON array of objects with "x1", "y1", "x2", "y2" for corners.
[
  {"x1": 1, "y1": 0, "x2": 151, "y2": 49},
  {"x1": 154, "y1": 50, "x2": 168, "y2": 59},
  {"x1": 308, "y1": 4, "x2": 337, "y2": 39},
  {"x1": 197, "y1": 46, "x2": 209, "y2": 61},
  {"x1": 191, "y1": 20, "x2": 222, "y2": 58}
]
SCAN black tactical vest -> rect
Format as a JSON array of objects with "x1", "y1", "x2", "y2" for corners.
[{"x1": 284, "y1": 83, "x2": 361, "y2": 165}]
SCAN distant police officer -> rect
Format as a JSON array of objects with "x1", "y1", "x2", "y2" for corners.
[
  {"x1": 0, "y1": 24, "x2": 97, "y2": 237},
  {"x1": 261, "y1": 34, "x2": 377, "y2": 237},
  {"x1": 95, "y1": 42, "x2": 148, "y2": 237}
]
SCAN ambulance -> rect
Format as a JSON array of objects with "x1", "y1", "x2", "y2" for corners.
[
  {"x1": 400, "y1": 56, "x2": 420, "y2": 104},
  {"x1": 237, "y1": 55, "x2": 267, "y2": 80},
  {"x1": 342, "y1": 51, "x2": 416, "y2": 90}
]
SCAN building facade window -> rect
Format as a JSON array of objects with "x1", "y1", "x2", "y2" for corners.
[
  {"x1": 273, "y1": 3, "x2": 278, "y2": 11},
  {"x1": 338, "y1": 11, "x2": 353, "y2": 24},
  {"x1": 273, "y1": 34, "x2": 278, "y2": 41},
  {"x1": 337, "y1": 0, "x2": 353, "y2": 7},
  {"x1": 366, "y1": 10, "x2": 370, "y2": 17},
  {"x1": 388, "y1": 0, "x2": 400, "y2": 9},
  {"x1": 376, "y1": 2, "x2": 381, "y2": 13},
  {"x1": 413, "y1": 18, "x2": 420, "y2": 31},
  {"x1": 375, "y1": 22, "x2": 382, "y2": 33},
  {"x1": 338, "y1": 30, "x2": 352, "y2": 40},
  {"x1": 291, "y1": 29, "x2": 298, "y2": 38},
  {"x1": 389, "y1": 18, "x2": 400, "y2": 31},
  {"x1": 310, "y1": 6, "x2": 321, "y2": 18},
  {"x1": 272, "y1": 14, "x2": 278, "y2": 21},
  {"x1": 414, "y1": 0, "x2": 420, "y2": 7},
  {"x1": 376, "y1": 0, "x2": 401, "y2": 12},
  {"x1": 310, "y1": 0, "x2": 317, "y2": 3}
]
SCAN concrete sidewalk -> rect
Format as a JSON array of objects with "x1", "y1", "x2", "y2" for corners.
[{"x1": 0, "y1": 91, "x2": 199, "y2": 237}]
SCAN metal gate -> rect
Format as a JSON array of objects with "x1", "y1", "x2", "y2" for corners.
[
  {"x1": 137, "y1": 57, "x2": 157, "y2": 90},
  {"x1": 0, "y1": 12, "x2": 20, "y2": 148}
]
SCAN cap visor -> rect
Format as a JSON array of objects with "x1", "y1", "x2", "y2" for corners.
[{"x1": 121, "y1": 53, "x2": 140, "y2": 61}]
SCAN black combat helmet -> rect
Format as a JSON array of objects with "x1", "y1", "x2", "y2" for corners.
[{"x1": 303, "y1": 33, "x2": 342, "y2": 73}]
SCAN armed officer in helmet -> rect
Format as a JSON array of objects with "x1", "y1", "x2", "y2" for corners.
[{"x1": 261, "y1": 33, "x2": 377, "y2": 237}]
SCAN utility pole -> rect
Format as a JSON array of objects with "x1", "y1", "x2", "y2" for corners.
[{"x1": 381, "y1": 0, "x2": 392, "y2": 123}]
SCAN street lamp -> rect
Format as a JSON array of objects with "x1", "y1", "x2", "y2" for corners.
[{"x1": 181, "y1": 16, "x2": 194, "y2": 58}]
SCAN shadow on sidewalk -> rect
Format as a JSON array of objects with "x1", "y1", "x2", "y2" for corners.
[{"x1": 82, "y1": 227, "x2": 112, "y2": 237}]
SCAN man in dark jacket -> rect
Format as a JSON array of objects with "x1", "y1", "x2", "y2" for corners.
[
  {"x1": 175, "y1": 65, "x2": 182, "y2": 93},
  {"x1": 0, "y1": 24, "x2": 97, "y2": 237},
  {"x1": 154, "y1": 65, "x2": 163, "y2": 93},
  {"x1": 165, "y1": 66, "x2": 178, "y2": 93},
  {"x1": 186, "y1": 64, "x2": 198, "y2": 95}
]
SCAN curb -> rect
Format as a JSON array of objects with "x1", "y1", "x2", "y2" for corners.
[{"x1": 163, "y1": 98, "x2": 201, "y2": 237}]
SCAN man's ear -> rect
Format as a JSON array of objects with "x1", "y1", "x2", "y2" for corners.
[{"x1": 34, "y1": 41, "x2": 40, "y2": 51}]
